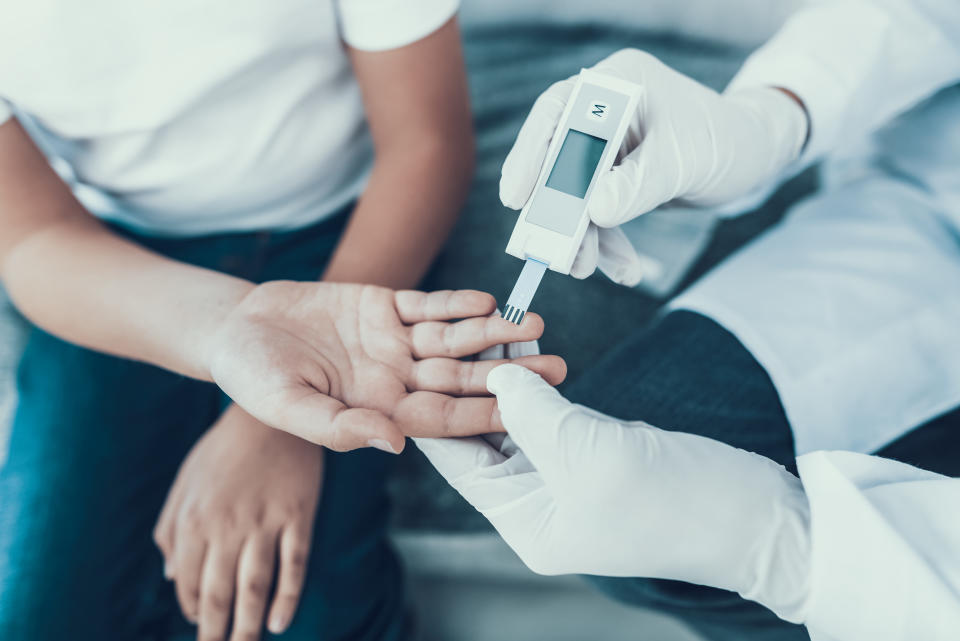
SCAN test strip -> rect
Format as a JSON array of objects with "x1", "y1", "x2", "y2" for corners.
[{"x1": 502, "y1": 258, "x2": 548, "y2": 325}]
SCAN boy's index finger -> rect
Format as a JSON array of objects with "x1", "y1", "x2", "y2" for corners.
[{"x1": 395, "y1": 289, "x2": 496, "y2": 323}]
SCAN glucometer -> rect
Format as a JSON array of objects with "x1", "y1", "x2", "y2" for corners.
[{"x1": 502, "y1": 69, "x2": 641, "y2": 324}]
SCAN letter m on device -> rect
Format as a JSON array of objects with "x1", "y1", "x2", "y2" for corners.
[{"x1": 586, "y1": 101, "x2": 609, "y2": 121}]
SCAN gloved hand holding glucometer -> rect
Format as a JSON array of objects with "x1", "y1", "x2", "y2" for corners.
[{"x1": 499, "y1": 48, "x2": 808, "y2": 319}]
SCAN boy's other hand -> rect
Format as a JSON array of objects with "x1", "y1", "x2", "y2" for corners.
[
  {"x1": 205, "y1": 282, "x2": 566, "y2": 454},
  {"x1": 154, "y1": 405, "x2": 323, "y2": 641}
]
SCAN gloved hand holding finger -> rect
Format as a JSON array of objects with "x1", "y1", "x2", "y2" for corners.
[{"x1": 417, "y1": 363, "x2": 814, "y2": 624}]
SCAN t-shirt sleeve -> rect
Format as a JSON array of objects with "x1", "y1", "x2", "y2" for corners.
[
  {"x1": 336, "y1": 0, "x2": 459, "y2": 52},
  {"x1": 0, "y1": 99, "x2": 13, "y2": 126}
]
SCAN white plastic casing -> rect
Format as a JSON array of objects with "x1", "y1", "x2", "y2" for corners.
[{"x1": 505, "y1": 69, "x2": 641, "y2": 274}]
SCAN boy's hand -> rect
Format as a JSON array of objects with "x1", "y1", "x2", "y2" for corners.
[
  {"x1": 205, "y1": 282, "x2": 565, "y2": 453},
  {"x1": 154, "y1": 405, "x2": 323, "y2": 641}
]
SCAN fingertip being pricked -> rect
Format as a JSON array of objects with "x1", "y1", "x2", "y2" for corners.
[
  {"x1": 518, "y1": 312, "x2": 545, "y2": 338},
  {"x1": 492, "y1": 311, "x2": 544, "y2": 342}
]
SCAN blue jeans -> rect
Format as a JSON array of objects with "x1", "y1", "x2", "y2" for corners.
[
  {"x1": 0, "y1": 212, "x2": 406, "y2": 641},
  {"x1": 566, "y1": 311, "x2": 960, "y2": 641}
]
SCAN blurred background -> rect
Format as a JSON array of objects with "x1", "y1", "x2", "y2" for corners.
[{"x1": 0, "y1": 1, "x2": 814, "y2": 639}]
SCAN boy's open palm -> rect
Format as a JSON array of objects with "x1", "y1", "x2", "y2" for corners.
[{"x1": 206, "y1": 282, "x2": 565, "y2": 453}]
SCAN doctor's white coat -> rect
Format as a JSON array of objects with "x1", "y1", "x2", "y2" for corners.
[
  {"x1": 797, "y1": 450, "x2": 960, "y2": 640},
  {"x1": 669, "y1": 1, "x2": 960, "y2": 637},
  {"x1": 673, "y1": 0, "x2": 960, "y2": 454}
]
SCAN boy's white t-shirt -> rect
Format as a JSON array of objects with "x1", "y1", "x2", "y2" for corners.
[{"x1": 0, "y1": 0, "x2": 458, "y2": 236}]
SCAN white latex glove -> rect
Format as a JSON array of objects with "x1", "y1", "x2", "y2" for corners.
[
  {"x1": 568, "y1": 223, "x2": 660, "y2": 286},
  {"x1": 415, "y1": 364, "x2": 813, "y2": 623},
  {"x1": 500, "y1": 49, "x2": 807, "y2": 278}
]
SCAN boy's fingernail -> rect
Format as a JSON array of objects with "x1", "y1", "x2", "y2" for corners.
[
  {"x1": 163, "y1": 562, "x2": 173, "y2": 579},
  {"x1": 269, "y1": 614, "x2": 288, "y2": 633},
  {"x1": 367, "y1": 438, "x2": 397, "y2": 454}
]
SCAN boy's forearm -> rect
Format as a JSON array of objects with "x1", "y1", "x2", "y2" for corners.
[
  {"x1": 0, "y1": 118, "x2": 253, "y2": 380},
  {"x1": 3, "y1": 217, "x2": 253, "y2": 380},
  {"x1": 331, "y1": 16, "x2": 474, "y2": 289},
  {"x1": 322, "y1": 140, "x2": 473, "y2": 288}
]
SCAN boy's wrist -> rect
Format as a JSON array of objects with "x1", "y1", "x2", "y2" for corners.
[{"x1": 192, "y1": 278, "x2": 258, "y2": 382}]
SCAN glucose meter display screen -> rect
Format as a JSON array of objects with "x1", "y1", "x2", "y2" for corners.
[{"x1": 545, "y1": 129, "x2": 607, "y2": 199}]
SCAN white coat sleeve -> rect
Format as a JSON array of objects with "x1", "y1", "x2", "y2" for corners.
[
  {"x1": 728, "y1": 0, "x2": 960, "y2": 164},
  {"x1": 796, "y1": 451, "x2": 960, "y2": 641}
]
